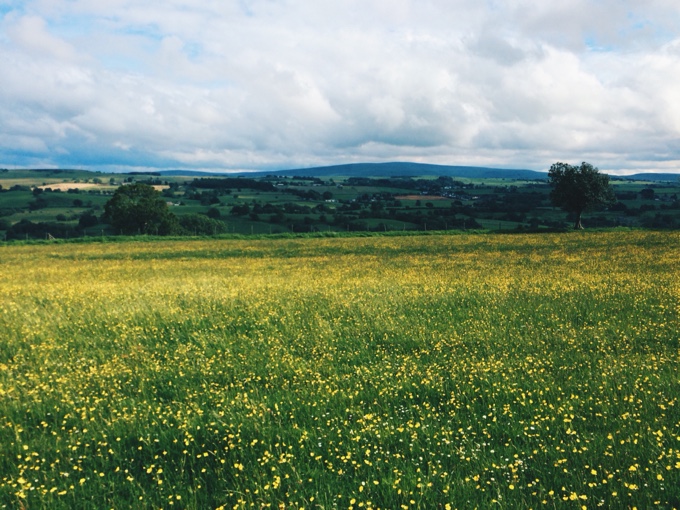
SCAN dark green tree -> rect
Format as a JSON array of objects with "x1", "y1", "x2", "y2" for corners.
[
  {"x1": 639, "y1": 188, "x2": 655, "y2": 200},
  {"x1": 177, "y1": 213, "x2": 228, "y2": 235},
  {"x1": 548, "y1": 162, "x2": 615, "y2": 229},
  {"x1": 78, "y1": 211, "x2": 99, "y2": 229},
  {"x1": 104, "y1": 183, "x2": 178, "y2": 235}
]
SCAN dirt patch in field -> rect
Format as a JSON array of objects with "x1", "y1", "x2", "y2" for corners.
[
  {"x1": 39, "y1": 182, "x2": 108, "y2": 191},
  {"x1": 38, "y1": 183, "x2": 168, "y2": 191},
  {"x1": 395, "y1": 195, "x2": 449, "y2": 201}
]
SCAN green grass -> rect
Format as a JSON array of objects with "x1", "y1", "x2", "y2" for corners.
[{"x1": 0, "y1": 231, "x2": 679, "y2": 509}]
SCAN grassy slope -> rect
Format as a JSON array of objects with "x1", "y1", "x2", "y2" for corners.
[{"x1": 0, "y1": 231, "x2": 679, "y2": 509}]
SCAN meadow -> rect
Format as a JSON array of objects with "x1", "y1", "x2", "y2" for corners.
[{"x1": 0, "y1": 230, "x2": 678, "y2": 509}]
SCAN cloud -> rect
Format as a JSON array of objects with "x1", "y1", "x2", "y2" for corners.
[
  {"x1": 0, "y1": 1, "x2": 679, "y2": 172},
  {"x1": 5, "y1": 14, "x2": 79, "y2": 61}
]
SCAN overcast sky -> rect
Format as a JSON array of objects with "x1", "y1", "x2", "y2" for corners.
[{"x1": 1, "y1": 1, "x2": 680, "y2": 174}]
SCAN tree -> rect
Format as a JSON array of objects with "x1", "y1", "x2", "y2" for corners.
[
  {"x1": 104, "y1": 183, "x2": 178, "y2": 235},
  {"x1": 639, "y1": 188, "x2": 655, "y2": 200},
  {"x1": 548, "y1": 162, "x2": 615, "y2": 229},
  {"x1": 177, "y1": 213, "x2": 228, "y2": 235},
  {"x1": 206, "y1": 207, "x2": 221, "y2": 219},
  {"x1": 79, "y1": 211, "x2": 99, "y2": 229}
]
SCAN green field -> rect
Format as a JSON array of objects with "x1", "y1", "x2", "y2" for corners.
[
  {"x1": 2, "y1": 169, "x2": 679, "y2": 241},
  {"x1": 1, "y1": 231, "x2": 679, "y2": 509}
]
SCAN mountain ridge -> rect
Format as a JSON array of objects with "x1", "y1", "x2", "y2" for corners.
[
  {"x1": 159, "y1": 162, "x2": 679, "y2": 181},
  {"x1": 162, "y1": 162, "x2": 548, "y2": 180},
  {"x1": 4, "y1": 162, "x2": 677, "y2": 181}
]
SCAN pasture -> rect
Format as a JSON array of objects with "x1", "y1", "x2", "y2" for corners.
[{"x1": 0, "y1": 230, "x2": 678, "y2": 509}]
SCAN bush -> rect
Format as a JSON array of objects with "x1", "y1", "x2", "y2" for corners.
[
  {"x1": 28, "y1": 197, "x2": 49, "y2": 211},
  {"x1": 230, "y1": 204, "x2": 250, "y2": 216},
  {"x1": 6, "y1": 219, "x2": 80, "y2": 240},
  {"x1": 177, "y1": 214, "x2": 228, "y2": 235},
  {"x1": 206, "y1": 207, "x2": 221, "y2": 219},
  {"x1": 79, "y1": 211, "x2": 99, "y2": 229}
]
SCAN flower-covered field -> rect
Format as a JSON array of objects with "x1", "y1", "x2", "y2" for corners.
[{"x1": 1, "y1": 231, "x2": 679, "y2": 509}]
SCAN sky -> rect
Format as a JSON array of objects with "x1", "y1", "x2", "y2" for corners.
[{"x1": 1, "y1": 1, "x2": 680, "y2": 175}]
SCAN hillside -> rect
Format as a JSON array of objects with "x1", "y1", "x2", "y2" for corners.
[
  {"x1": 623, "y1": 173, "x2": 680, "y2": 182},
  {"x1": 159, "y1": 165, "x2": 680, "y2": 182},
  {"x1": 225, "y1": 162, "x2": 547, "y2": 180},
  {"x1": 2, "y1": 164, "x2": 679, "y2": 239}
]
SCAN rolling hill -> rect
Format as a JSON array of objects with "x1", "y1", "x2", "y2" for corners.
[{"x1": 162, "y1": 162, "x2": 548, "y2": 180}]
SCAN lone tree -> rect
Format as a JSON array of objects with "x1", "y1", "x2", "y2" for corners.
[
  {"x1": 104, "y1": 183, "x2": 178, "y2": 235},
  {"x1": 548, "y1": 162, "x2": 615, "y2": 229}
]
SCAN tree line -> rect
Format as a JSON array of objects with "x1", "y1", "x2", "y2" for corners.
[{"x1": 5, "y1": 161, "x2": 670, "y2": 240}]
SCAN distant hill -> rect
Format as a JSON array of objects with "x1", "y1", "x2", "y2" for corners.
[
  {"x1": 158, "y1": 169, "x2": 228, "y2": 177},
  {"x1": 7, "y1": 164, "x2": 677, "y2": 181},
  {"x1": 622, "y1": 173, "x2": 680, "y2": 182},
  {"x1": 178, "y1": 162, "x2": 547, "y2": 180},
  {"x1": 159, "y1": 164, "x2": 680, "y2": 181}
]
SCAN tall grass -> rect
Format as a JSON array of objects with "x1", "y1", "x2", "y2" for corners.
[{"x1": 1, "y1": 231, "x2": 678, "y2": 509}]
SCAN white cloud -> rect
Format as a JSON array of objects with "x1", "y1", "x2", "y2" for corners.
[
  {"x1": 0, "y1": 0, "x2": 679, "y2": 172},
  {"x1": 5, "y1": 14, "x2": 79, "y2": 61}
]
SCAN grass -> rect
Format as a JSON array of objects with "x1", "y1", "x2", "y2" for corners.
[{"x1": 0, "y1": 230, "x2": 679, "y2": 509}]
